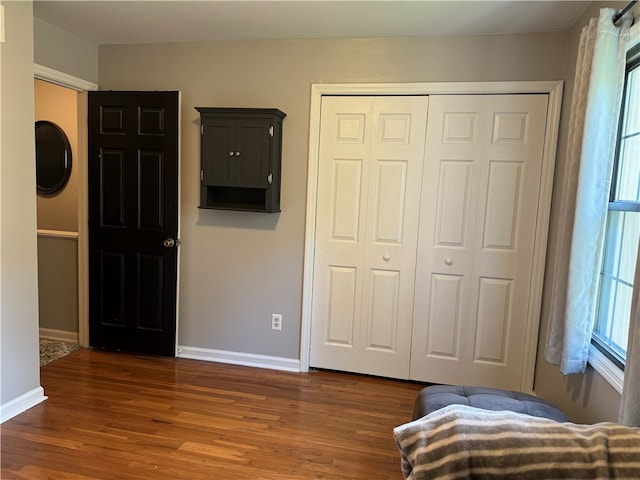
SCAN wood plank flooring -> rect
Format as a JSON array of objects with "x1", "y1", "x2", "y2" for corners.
[{"x1": 1, "y1": 349, "x2": 426, "y2": 479}]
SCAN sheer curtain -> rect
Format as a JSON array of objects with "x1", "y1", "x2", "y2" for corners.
[{"x1": 545, "y1": 8, "x2": 632, "y2": 375}]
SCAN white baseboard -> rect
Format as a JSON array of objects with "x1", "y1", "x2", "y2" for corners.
[
  {"x1": 1, "y1": 387, "x2": 47, "y2": 423},
  {"x1": 39, "y1": 328, "x2": 79, "y2": 343},
  {"x1": 177, "y1": 345, "x2": 301, "y2": 372}
]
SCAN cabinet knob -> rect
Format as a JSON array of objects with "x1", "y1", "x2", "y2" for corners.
[
  {"x1": 229, "y1": 151, "x2": 234, "y2": 157},
  {"x1": 236, "y1": 151, "x2": 241, "y2": 157},
  {"x1": 383, "y1": 253, "x2": 391, "y2": 262},
  {"x1": 444, "y1": 257, "x2": 453, "y2": 266}
]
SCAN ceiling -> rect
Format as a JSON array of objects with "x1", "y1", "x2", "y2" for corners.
[{"x1": 33, "y1": 1, "x2": 592, "y2": 45}]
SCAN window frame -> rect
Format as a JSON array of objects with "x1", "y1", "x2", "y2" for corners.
[{"x1": 589, "y1": 21, "x2": 640, "y2": 394}]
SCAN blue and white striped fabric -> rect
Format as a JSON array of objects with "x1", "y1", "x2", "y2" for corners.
[{"x1": 393, "y1": 404, "x2": 640, "y2": 479}]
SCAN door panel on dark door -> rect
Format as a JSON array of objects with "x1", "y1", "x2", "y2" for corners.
[
  {"x1": 237, "y1": 119, "x2": 270, "y2": 188},
  {"x1": 202, "y1": 119, "x2": 235, "y2": 187},
  {"x1": 88, "y1": 91, "x2": 179, "y2": 356}
]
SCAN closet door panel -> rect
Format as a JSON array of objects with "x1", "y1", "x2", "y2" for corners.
[
  {"x1": 358, "y1": 97, "x2": 428, "y2": 378},
  {"x1": 411, "y1": 94, "x2": 548, "y2": 389},
  {"x1": 371, "y1": 159, "x2": 408, "y2": 244},
  {"x1": 365, "y1": 268, "x2": 401, "y2": 350},
  {"x1": 311, "y1": 95, "x2": 428, "y2": 379},
  {"x1": 482, "y1": 162, "x2": 522, "y2": 249},
  {"x1": 330, "y1": 159, "x2": 364, "y2": 243},
  {"x1": 325, "y1": 266, "x2": 358, "y2": 346},
  {"x1": 410, "y1": 96, "x2": 483, "y2": 382},
  {"x1": 470, "y1": 96, "x2": 548, "y2": 387},
  {"x1": 310, "y1": 98, "x2": 372, "y2": 371},
  {"x1": 473, "y1": 276, "x2": 512, "y2": 364},
  {"x1": 309, "y1": 92, "x2": 551, "y2": 388},
  {"x1": 426, "y1": 273, "x2": 463, "y2": 359},
  {"x1": 435, "y1": 160, "x2": 473, "y2": 247}
]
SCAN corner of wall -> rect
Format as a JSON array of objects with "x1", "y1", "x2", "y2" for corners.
[{"x1": 1, "y1": 0, "x2": 43, "y2": 413}]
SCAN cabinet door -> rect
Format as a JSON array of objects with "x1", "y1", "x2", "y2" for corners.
[
  {"x1": 236, "y1": 118, "x2": 271, "y2": 188},
  {"x1": 202, "y1": 118, "x2": 235, "y2": 187}
]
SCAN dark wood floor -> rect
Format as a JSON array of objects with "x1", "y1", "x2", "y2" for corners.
[{"x1": 1, "y1": 349, "x2": 425, "y2": 479}]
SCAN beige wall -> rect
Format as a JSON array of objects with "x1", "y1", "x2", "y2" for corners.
[
  {"x1": 35, "y1": 78, "x2": 78, "y2": 232},
  {"x1": 33, "y1": 17, "x2": 98, "y2": 85},
  {"x1": 533, "y1": 1, "x2": 637, "y2": 424},
  {"x1": 37, "y1": 236, "x2": 78, "y2": 334},
  {"x1": 0, "y1": 0, "x2": 41, "y2": 408},
  {"x1": 98, "y1": 33, "x2": 568, "y2": 361}
]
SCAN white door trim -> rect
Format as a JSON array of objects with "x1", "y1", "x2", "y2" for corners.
[
  {"x1": 34, "y1": 64, "x2": 98, "y2": 92},
  {"x1": 33, "y1": 64, "x2": 97, "y2": 347},
  {"x1": 300, "y1": 81, "x2": 563, "y2": 392}
]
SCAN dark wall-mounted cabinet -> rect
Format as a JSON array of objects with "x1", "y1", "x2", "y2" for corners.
[{"x1": 196, "y1": 107, "x2": 286, "y2": 212}]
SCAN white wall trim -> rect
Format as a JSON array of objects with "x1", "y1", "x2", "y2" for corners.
[
  {"x1": 300, "y1": 81, "x2": 564, "y2": 393},
  {"x1": 520, "y1": 81, "x2": 564, "y2": 392},
  {"x1": 0, "y1": 387, "x2": 47, "y2": 424},
  {"x1": 305, "y1": 81, "x2": 563, "y2": 96},
  {"x1": 34, "y1": 63, "x2": 97, "y2": 92},
  {"x1": 588, "y1": 345, "x2": 624, "y2": 394},
  {"x1": 39, "y1": 328, "x2": 79, "y2": 343},
  {"x1": 177, "y1": 345, "x2": 301, "y2": 373},
  {"x1": 76, "y1": 92, "x2": 90, "y2": 347},
  {"x1": 36, "y1": 229, "x2": 79, "y2": 239}
]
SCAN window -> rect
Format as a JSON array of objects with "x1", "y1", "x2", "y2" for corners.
[{"x1": 593, "y1": 45, "x2": 640, "y2": 369}]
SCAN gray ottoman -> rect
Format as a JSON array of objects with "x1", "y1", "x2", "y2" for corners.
[{"x1": 413, "y1": 385, "x2": 570, "y2": 422}]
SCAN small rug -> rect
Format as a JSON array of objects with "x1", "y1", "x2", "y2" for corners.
[{"x1": 40, "y1": 339, "x2": 82, "y2": 366}]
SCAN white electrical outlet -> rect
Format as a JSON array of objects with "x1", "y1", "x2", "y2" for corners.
[{"x1": 271, "y1": 313, "x2": 282, "y2": 331}]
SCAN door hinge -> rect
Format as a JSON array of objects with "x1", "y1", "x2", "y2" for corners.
[
  {"x1": 267, "y1": 173, "x2": 273, "y2": 185},
  {"x1": 200, "y1": 170, "x2": 204, "y2": 181},
  {"x1": 201, "y1": 124, "x2": 203, "y2": 135},
  {"x1": 269, "y1": 125, "x2": 274, "y2": 137}
]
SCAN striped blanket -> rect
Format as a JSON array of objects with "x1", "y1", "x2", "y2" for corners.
[{"x1": 393, "y1": 404, "x2": 640, "y2": 479}]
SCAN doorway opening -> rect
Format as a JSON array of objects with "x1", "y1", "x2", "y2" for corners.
[{"x1": 34, "y1": 65, "x2": 97, "y2": 356}]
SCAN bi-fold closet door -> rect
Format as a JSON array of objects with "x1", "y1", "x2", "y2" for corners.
[
  {"x1": 309, "y1": 93, "x2": 549, "y2": 390},
  {"x1": 309, "y1": 96, "x2": 429, "y2": 379}
]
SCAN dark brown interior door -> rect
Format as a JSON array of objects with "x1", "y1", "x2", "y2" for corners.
[{"x1": 88, "y1": 91, "x2": 179, "y2": 356}]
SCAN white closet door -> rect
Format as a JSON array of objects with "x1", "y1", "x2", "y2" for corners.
[
  {"x1": 410, "y1": 94, "x2": 548, "y2": 389},
  {"x1": 310, "y1": 95, "x2": 428, "y2": 379}
]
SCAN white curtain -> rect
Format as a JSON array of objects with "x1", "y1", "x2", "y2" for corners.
[
  {"x1": 620, "y1": 243, "x2": 640, "y2": 426},
  {"x1": 545, "y1": 8, "x2": 632, "y2": 375}
]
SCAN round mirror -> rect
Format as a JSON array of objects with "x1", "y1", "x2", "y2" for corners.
[{"x1": 35, "y1": 120, "x2": 72, "y2": 195}]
